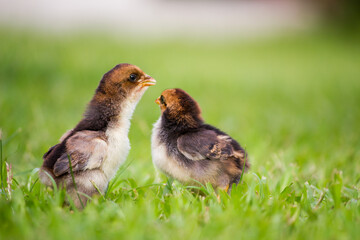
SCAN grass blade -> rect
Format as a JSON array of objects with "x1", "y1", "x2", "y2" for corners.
[
  {"x1": 44, "y1": 171, "x2": 58, "y2": 193},
  {"x1": 67, "y1": 154, "x2": 84, "y2": 208},
  {"x1": 105, "y1": 159, "x2": 133, "y2": 197},
  {"x1": 0, "y1": 129, "x2": 3, "y2": 191},
  {"x1": 238, "y1": 145, "x2": 248, "y2": 185},
  {"x1": 90, "y1": 180, "x2": 105, "y2": 200}
]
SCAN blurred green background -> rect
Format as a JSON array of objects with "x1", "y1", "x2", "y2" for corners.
[{"x1": 0, "y1": 0, "x2": 359, "y2": 239}]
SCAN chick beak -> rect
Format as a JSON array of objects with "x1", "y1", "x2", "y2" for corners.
[
  {"x1": 141, "y1": 75, "x2": 156, "y2": 87},
  {"x1": 155, "y1": 97, "x2": 161, "y2": 105}
]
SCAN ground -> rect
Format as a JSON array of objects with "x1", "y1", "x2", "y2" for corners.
[{"x1": 0, "y1": 29, "x2": 359, "y2": 240}]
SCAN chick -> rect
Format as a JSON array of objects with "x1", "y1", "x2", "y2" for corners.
[
  {"x1": 151, "y1": 88, "x2": 249, "y2": 192},
  {"x1": 39, "y1": 63, "x2": 156, "y2": 208}
]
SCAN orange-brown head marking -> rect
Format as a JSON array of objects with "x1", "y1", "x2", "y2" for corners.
[
  {"x1": 95, "y1": 63, "x2": 156, "y2": 99},
  {"x1": 156, "y1": 88, "x2": 203, "y2": 127},
  {"x1": 85, "y1": 64, "x2": 156, "y2": 123}
]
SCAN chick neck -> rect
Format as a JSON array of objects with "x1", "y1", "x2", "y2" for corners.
[{"x1": 161, "y1": 109, "x2": 204, "y2": 134}]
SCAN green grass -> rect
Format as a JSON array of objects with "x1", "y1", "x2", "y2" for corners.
[{"x1": 0, "y1": 28, "x2": 359, "y2": 240}]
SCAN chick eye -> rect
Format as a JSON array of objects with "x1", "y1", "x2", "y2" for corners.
[
  {"x1": 129, "y1": 73, "x2": 138, "y2": 82},
  {"x1": 160, "y1": 95, "x2": 167, "y2": 106}
]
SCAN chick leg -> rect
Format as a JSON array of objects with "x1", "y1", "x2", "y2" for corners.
[
  {"x1": 216, "y1": 184, "x2": 230, "y2": 202},
  {"x1": 218, "y1": 184, "x2": 230, "y2": 193}
]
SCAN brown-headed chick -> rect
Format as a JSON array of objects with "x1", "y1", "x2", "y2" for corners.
[
  {"x1": 40, "y1": 64, "x2": 156, "y2": 208},
  {"x1": 151, "y1": 88, "x2": 249, "y2": 192}
]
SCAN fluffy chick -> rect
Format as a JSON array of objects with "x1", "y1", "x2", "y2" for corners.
[
  {"x1": 151, "y1": 88, "x2": 249, "y2": 192},
  {"x1": 39, "y1": 63, "x2": 156, "y2": 208}
]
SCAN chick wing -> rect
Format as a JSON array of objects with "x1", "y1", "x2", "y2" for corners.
[
  {"x1": 51, "y1": 130, "x2": 108, "y2": 177},
  {"x1": 177, "y1": 130, "x2": 239, "y2": 161}
]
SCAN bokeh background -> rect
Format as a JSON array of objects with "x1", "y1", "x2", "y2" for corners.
[{"x1": 0, "y1": 0, "x2": 359, "y2": 239}]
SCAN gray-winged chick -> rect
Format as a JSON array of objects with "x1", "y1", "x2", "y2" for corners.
[
  {"x1": 40, "y1": 63, "x2": 156, "y2": 208},
  {"x1": 151, "y1": 88, "x2": 249, "y2": 192}
]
